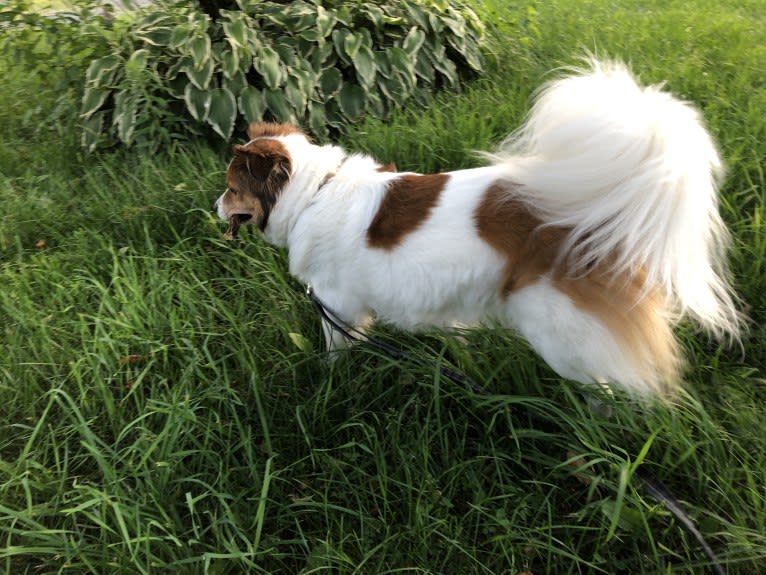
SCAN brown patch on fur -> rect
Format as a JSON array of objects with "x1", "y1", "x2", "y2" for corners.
[
  {"x1": 475, "y1": 182, "x2": 680, "y2": 392},
  {"x1": 367, "y1": 173, "x2": 449, "y2": 250},
  {"x1": 474, "y1": 183, "x2": 565, "y2": 294},
  {"x1": 376, "y1": 163, "x2": 397, "y2": 173},
  {"x1": 247, "y1": 122, "x2": 306, "y2": 141},
  {"x1": 555, "y1": 270, "x2": 681, "y2": 393},
  {"x1": 222, "y1": 138, "x2": 292, "y2": 231}
]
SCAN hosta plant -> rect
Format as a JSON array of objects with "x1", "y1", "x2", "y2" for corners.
[{"x1": 81, "y1": 0, "x2": 485, "y2": 151}]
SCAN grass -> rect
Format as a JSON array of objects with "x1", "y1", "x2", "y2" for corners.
[{"x1": 1, "y1": 0, "x2": 765, "y2": 573}]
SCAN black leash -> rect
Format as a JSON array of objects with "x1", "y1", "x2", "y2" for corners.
[
  {"x1": 633, "y1": 467, "x2": 727, "y2": 575},
  {"x1": 306, "y1": 285, "x2": 727, "y2": 575},
  {"x1": 307, "y1": 285, "x2": 490, "y2": 396}
]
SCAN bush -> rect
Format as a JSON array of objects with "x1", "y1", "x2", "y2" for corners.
[
  {"x1": 0, "y1": 1, "x2": 110, "y2": 132},
  {"x1": 79, "y1": 0, "x2": 486, "y2": 151}
]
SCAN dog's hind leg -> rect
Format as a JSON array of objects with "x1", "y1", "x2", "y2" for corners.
[
  {"x1": 587, "y1": 379, "x2": 615, "y2": 418},
  {"x1": 503, "y1": 278, "x2": 650, "y2": 396}
]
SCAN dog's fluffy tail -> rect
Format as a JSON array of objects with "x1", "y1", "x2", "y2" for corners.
[{"x1": 491, "y1": 59, "x2": 742, "y2": 341}]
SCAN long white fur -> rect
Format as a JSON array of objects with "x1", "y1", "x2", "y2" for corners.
[
  {"x1": 219, "y1": 60, "x2": 742, "y2": 395},
  {"x1": 489, "y1": 59, "x2": 742, "y2": 340}
]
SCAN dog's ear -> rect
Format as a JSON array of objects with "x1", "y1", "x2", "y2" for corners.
[{"x1": 232, "y1": 144, "x2": 289, "y2": 183}]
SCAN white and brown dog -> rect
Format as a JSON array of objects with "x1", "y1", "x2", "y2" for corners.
[{"x1": 214, "y1": 60, "x2": 742, "y2": 396}]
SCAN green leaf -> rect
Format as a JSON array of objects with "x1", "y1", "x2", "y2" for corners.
[
  {"x1": 207, "y1": 88, "x2": 237, "y2": 139},
  {"x1": 81, "y1": 110, "x2": 105, "y2": 153},
  {"x1": 387, "y1": 47, "x2": 416, "y2": 88},
  {"x1": 308, "y1": 101, "x2": 328, "y2": 139},
  {"x1": 184, "y1": 57, "x2": 214, "y2": 90},
  {"x1": 323, "y1": 100, "x2": 344, "y2": 129},
  {"x1": 374, "y1": 51, "x2": 392, "y2": 79},
  {"x1": 113, "y1": 92, "x2": 138, "y2": 145},
  {"x1": 377, "y1": 74, "x2": 410, "y2": 105},
  {"x1": 343, "y1": 32, "x2": 362, "y2": 59},
  {"x1": 605, "y1": 466, "x2": 630, "y2": 540},
  {"x1": 291, "y1": 65, "x2": 318, "y2": 95},
  {"x1": 299, "y1": 27, "x2": 321, "y2": 43},
  {"x1": 261, "y1": 5, "x2": 288, "y2": 29},
  {"x1": 351, "y1": 43, "x2": 376, "y2": 88},
  {"x1": 331, "y1": 29, "x2": 351, "y2": 65},
  {"x1": 338, "y1": 83, "x2": 366, "y2": 120},
  {"x1": 288, "y1": 332, "x2": 313, "y2": 353},
  {"x1": 246, "y1": 32, "x2": 263, "y2": 55},
  {"x1": 125, "y1": 49, "x2": 149, "y2": 81},
  {"x1": 134, "y1": 11, "x2": 170, "y2": 29},
  {"x1": 316, "y1": 5, "x2": 336, "y2": 37},
  {"x1": 443, "y1": 13, "x2": 467, "y2": 38},
  {"x1": 428, "y1": 12, "x2": 444, "y2": 34},
  {"x1": 274, "y1": 39, "x2": 297, "y2": 67},
  {"x1": 221, "y1": 48, "x2": 240, "y2": 79},
  {"x1": 465, "y1": 44, "x2": 484, "y2": 72},
  {"x1": 169, "y1": 25, "x2": 193, "y2": 50},
  {"x1": 134, "y1": 26, "x2": 173, "y2": 47},
  {"x1": 629, "y1": 432, "x2": 659, "y2": 475},
  {"x1": 360, "y1": 4, "x2": 384, "y2": 28},
  {"x1": 284, "y1": 74, "x2": 309, "y2": 113},
  {"x1": 367, "y1": 89, "x2": 387, "y2": 119},
  {"x1": 188, "y1": 35, "x2": 212, "y2": 69},
  {"x1": 239, "y1": 86, "x2": 266, "y2": 123},
  {"x1": 166, "y1": 75, "x2": 189, "y2": 99},
  {"x1": 86, "y1": 55, "x2": 121, "y2": 85},
  {"x1": 431, "y1": 54, "x2": 458, "y2": 87},
  {"x1": 404, "y1": 4, "x2": 429, "y2": 30},
  {"x1": 320, "y1": 67, "x2": 342, "y2": 99},
  {"x1": 311, "y1": 41, "x2": 335, "y2": 72},
  {"x1": 184, "y1": 82, "x2": 211, "y2": 122},
  {"x1": 402, "y1": 27, "x2": 426, "y2": 55},
  {"x1": 411, "y1": 85, "x2": 431, "y2": 108},
  {"x1": 264, "y1": 88, "x2": 295, "y2": 123},
  {"x1": 335, "y1": 4, "x2": 352, "y2": 26},
  {"x1": 382, "y1": 14, "x2": 405, "y2": 26},
  {"x1": 253, "y1": 46, "x2": 283, "y2": 89},
  {"x1": 223, "y1": 13, "x2": 248, "y2": 48},
  {"x1": 448, "y1": 35, "x2": 483, "y2": 71},
  {"x1": 600, "y1": 498, "x2": 643, "y2": 535},
  {"x1": 414, "y1": 52, "x2": 435, "y2": 83},
  {"x1": 281, "y1": 2, "x2": 315, "y2": 31},
  {"x1": 81, "y1": 87, "x2": 109, "y2": 119},
  {"x1": 223, "y1": 71, "x2": 247, "y2": 97}
]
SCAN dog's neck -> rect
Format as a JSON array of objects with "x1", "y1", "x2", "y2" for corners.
[
  {"x1": 262, "y1": 142, "x2": 348, "y2": 247},
  {"x1": 315, "y1": 157, "x2": 347, "y2": 194}
]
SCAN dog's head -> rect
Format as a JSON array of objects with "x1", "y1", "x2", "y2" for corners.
[{"x1": 215, "y1": 123, "x2": 306, "y2": 239}]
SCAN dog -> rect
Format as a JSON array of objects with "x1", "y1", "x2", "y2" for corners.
[{"x1": 214, "y1": 59, "x2": 742, "y2": 396}]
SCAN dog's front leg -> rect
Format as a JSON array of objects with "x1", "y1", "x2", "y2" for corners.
[
  {"x1": 321, "y1": 316, "x2": 352, "y2": 359},
  {"x1": 310, "y1": 288, "x2": 370, "y2": 360}
]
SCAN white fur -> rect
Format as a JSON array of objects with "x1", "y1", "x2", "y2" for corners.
[
  {"x1": 219, "y1": 60, "x2": 742, "y2": 395},
  {"x1": 289, "y1": 164, "x2": 510, "y2": 329},
  {"x1": 506, "y1": 278, "x2": 649, "y2": 392},
  {"x1": 488, "y1": 59, "x2": 741, "y2": 339}
]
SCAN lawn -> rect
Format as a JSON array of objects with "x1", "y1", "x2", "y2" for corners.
[{"x1": 1, "y1": 0, "x2": 765, "y2": 574}]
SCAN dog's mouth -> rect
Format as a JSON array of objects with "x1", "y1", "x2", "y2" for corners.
[{"x1": 223, "y1": 213, "x2": 253, "y2": 240}]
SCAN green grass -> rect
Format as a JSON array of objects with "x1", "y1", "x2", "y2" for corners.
[{"x1": 1, "y1": 0, "x2": 765, "y2": 573}]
